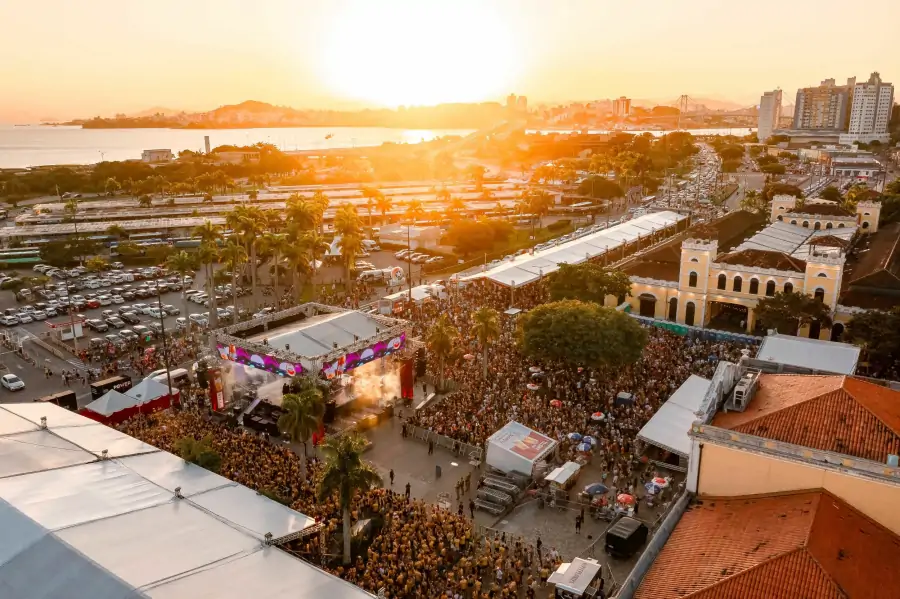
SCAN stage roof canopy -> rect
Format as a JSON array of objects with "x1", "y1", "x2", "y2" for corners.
[
  {"x1": 463, "y1": 211, "x2": 687, "y2": 288},
  {"x1": 249, "y1": 310, "x2": 386, "y2": 357},
  {"x1": 637, "y1": 374, "x2": 711, "y2": 458},
  {"x1": 0, "y1": 402, "x2": 371, "y2": 599},
  {"x1": 756, "y1": 333, "x2": 861, "y2": 375}
]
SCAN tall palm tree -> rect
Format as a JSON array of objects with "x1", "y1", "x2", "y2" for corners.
[
  {"x1": 426, "y1": 314, "x2": 458, "y2": 392},
  {"x1": 317, "y1": 434, "x2": 382, "y2": 565},
  {"x1": 234, "y1": 206, "x2": 266, "y2": 311},
  {"x1": 286, "y1": 194, "x2": 317, "y2": 231},
  {"x1": 404, "y1": 199, "x2": 425, "y2": 224},
  {"x1": 196, "y1": 242, "x2": 220, "y2": 331},
  {"x1": 284, "y1": 244, "x2": 311, "y2": 304},
  {"x1": 277, "y1": 387, "x2": 325, "y2": 480},
  {"x1": 375, "y1": 194, "x2": 393, "y2": 226},
  {"x1": 302, "y1": 231, "x2": 330, "y2": 301},
  {"x1": 166, "y1": 250, "x2": 197, "y2": 320},
  {"x1": 106, "y1": 224, "x2": 128, "y2": 240},
  {"x1": 311, "y1": 191, "x2": 329, "y2": 233},
  {"x1": 260, "y1": 232, "x2": 287, "y2": 298},
  {"x1": 338, "y1": 234, "x2": 364, "y2": 292},
  {"x1": 334, "y1": 203, "x2": 362, "y2": 237},
  {"x1": 447, "y1": 196, "x2": 467, "y2": 220},
  {"x1": 193, "y1": 221, "x2": 222, "y2": 245},
  {"x1": 219, "y1": 240, "x2": 247, "y2": 319},
  {"x1": 472, "y1": 307, "x2": 500, "y2": 380}
]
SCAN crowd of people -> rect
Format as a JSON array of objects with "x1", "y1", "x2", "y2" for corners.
[{"x1": 121, "y1": 410, "x2": 556, "y2": 598}]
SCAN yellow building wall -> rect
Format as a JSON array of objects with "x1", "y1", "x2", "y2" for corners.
[{"x1": 698, "y1": 443, "x2": 900, "y2": 534}]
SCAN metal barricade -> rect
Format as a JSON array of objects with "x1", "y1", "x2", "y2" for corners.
[
  {"x1": 407, "y1": 424, "x2": 484, "y2": 462},
  {"x1": 477, "y1": 488, "x2": 512, "y2": 506},
  {"x1": 482, "y1": 476, "x2": 520, "y2": 496}
]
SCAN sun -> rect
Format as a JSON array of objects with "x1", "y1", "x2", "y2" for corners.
[{"x1": 318, "y1": 0, "x2": 519, "y2": 107}]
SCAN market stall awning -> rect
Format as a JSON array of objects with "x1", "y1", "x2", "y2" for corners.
[{"x1": 637, "y1": 374, "x2": 711, "y2": 458}]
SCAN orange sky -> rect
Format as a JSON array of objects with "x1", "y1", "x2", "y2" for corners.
[{"x1": 1, "y1": 0, "x2": 897, "y2": 121}]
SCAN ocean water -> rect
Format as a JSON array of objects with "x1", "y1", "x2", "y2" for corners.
[{"x1": 0, "y1": 125, "x2": 475, "y2": 169}]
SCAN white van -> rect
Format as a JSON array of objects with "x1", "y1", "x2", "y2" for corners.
[
  {"x1": 147, "y1": 367, "x2": 191, "y2": 388},
  {"x1": 357, "y1": 269, "x2": 388, "y2": 283}
]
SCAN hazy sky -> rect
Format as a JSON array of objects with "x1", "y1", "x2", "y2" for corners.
[{"x1": 2, "y1": 0, "x2": 898, "y2": 121}]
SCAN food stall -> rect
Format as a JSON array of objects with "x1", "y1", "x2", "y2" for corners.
[
  {"x1": 547, "y1": 557, "x2": 605, "y2": 599},
  {"x1": 485, "y1": 421, "x2": 557, "y2": 477},
  {"x1": 544, "y1": 461, "x2": 582, "y2": 491}
]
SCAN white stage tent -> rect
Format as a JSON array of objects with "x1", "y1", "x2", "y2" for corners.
[
  {"x1": 463, "y1": 211, "x2": 687, "y2": 288},
  {"x1": 0, "y1": 403, "x2": 373, "y2": 599},
  {"x1": 637, "y1": 375, "x2": 711, "y2": 458},
  {"x1": 756, "y1": 333, "x2": 861, "y2": 375},
  {"x1": 486, "y1": 421, "x2": 557, "y2": 476}
]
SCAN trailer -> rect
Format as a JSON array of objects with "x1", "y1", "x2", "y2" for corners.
[
  {"x1": 604, "y1": 516, "x2": 648, "y2": 558},
  {"x1": 90, "y1": 375, "x2": 132, "y2": 400}
]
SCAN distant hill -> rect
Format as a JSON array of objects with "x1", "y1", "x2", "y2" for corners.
[{"x1": 127, "y1": 106, "x2": 183, "y2": 117}]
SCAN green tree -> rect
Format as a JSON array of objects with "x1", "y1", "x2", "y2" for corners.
[
  {"x1": 278, "y1": 386, "x2": 325, "y2": 480},
  {"x1": 104, "y1": 177, "x2": 121, "y2": 197},
  {"x1": 472, "y1": 307, "x2": 500, "y2": 380},
  {"x1": 203, "y1": 193, "x2": 213, "y2": 203},
  {"x1": 284, "y1": 243, "x2": 311, "y2": 303},
  {"x1": 85, "y1": 256, "x2": 108, "y2": 273},
  {"x1": 577, "y1": 177, "x2": 625, "y2": 201},
  {"x1": 248, "y1": 189, "x2": 258, "y2": 201},
  {"x1": 174, "y1": 435, "x2": 222, "y2": 473},
  {"x1": 106, "y1": 224, "x2": 128, "y2": 240},
  {"x1": 338, "y1": 234, "x2": 364, "y2": 290},
  {"x1": 548, "y1": 263, "x2": 632, "y2": 305},
  {"x1": 375, "y1": 194, "x2": 393, "y2": 225},
  {"x1": 445, "y1": 220, "x2": 496, "y2": 257},
  {"x1": 844, "y1": 308, "x2": 900, "y2": 377},
  {"x1": 301, "y1": 231, "x2": 329, "y2": 300},
  {"x1": 219, "y1": 240, "x2": 247, "y2": 317},
  {"x1": 316, "y1": 434, "x2": 382, "y2": 565},
  {"x1": 260, "y1": 233, "x2": 287, "y2": 297},
  {"x1": 819, "y1": 186, "x2": 842, "y2": 202},
  {"x1": 233, "y1": 206, "x2": 266, "y2": 311},
  {"x1": 739, "y1": 189, "x2": 768, "y2": 214},
  {"x1": 404, "y1": 199, "x2": 425, "y2": 224},
  {"x1": 426, "y1": 314, "x2": 459, "y2": 391},
  {"x1": 754, "y1": 291, "x2": 833, "y2": 336},
  {"x1": 762, "y1": 182, "x2": 803, "y2": 201},
  {"x1": 138, "y1": 194, "x2": 153, "y2": 208},
  {"x1": 166, "y1": 250, "x2": 198, "y2": 320},
  {"x1": 518, "y1": 300, "x2": 648, "y2": 369}
]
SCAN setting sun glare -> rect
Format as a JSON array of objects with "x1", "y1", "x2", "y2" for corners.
[{"x1": 318, "y1": 0, "x2": 519, "y2": 107}]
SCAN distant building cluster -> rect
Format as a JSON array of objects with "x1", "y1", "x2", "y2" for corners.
[
  {"x1": 761, "y1": 71, "x2": 894, "y2": 145},
  {"x1": 506, "y1": 93, "x2": 528, "y2": 113}
]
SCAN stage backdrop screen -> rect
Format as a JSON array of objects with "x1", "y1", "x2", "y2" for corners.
[
  {"x1": 216, "y1": 343, "x2": 304, "y2": 378},
  {"x1": 322, "y1": 332, "x2": 406, "y2": 379}
]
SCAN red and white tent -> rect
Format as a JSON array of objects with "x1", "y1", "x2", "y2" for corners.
[{"x1": 80, "y1": 378, "x2": 180, "y2": 424}]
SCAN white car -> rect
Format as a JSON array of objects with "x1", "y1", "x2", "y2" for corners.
[
  {"x1": 16, "y1": 312, "x2": 33, "y2": 324},
  {"x1": 0, "y1": 315, "x2": 18, "y2": 326},
  {"x1": 146, "y1": 307, "x2": 163, "y2": 319},
  {"x1": 131, "y1": 303, "x2": 149, "y2": 314},
  {"x1": 188, "y1": 314, "x2": 208, "y2": 327},
  {"x1": 98, "y1": 295, "x2": 112, "y2": 306},
  {"x1": 111, "y1": 295, "x2": 125, "y2": 304},
  {"x1": 1, "y1": 374, "x2": 25, "y2": 391},
  {"x1": 31, "y1": 310, "x2": 47, "y2": 320},
  {"x1": 175, "y1": 317, "x2": 188, "y2": 330}
]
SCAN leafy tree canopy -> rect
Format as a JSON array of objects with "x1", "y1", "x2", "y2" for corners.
[
  {"x1": 518, "y1": 300, "x2": 648, "y2": 369},
  {"x1": 844, "y1": 308, "x2": 900, "y2": 378},
  {"x1": 819, "y1": 186, "x2": 842, "y2": 202},
  {"x1": 755, "y1": 291, "x2": 832, "y2": 335},
  {"x1": 762, "y1": 182, "x2": 803, "y2": 201},
  {"x1": 548, "y1": 263, "x2": 631, "y2": 304},
  {"x1": 577, "y1": 177, "x2": 625, "y2": 200}
]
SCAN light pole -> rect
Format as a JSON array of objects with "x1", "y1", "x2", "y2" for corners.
[{"x1": 154, "y1": 278, "x2": 174, "y2": 396}]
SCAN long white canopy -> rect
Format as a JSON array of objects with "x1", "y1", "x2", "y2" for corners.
[
  {"x1": 0, "y1": 402, "x2": 372, "y2": 599},
  {"x1": 756, "y1": 334, "x2": 861, "y2": 375},
  {"x1": 464, "y1": 211, "x2": 687, "y2": 288}
]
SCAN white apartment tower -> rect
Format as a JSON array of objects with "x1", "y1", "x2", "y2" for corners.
[
  {"x1": 841, "y1": 72, "x2": 894, "y2": 145},
  {"x1": 757, "y1": 89, "x2": 783, "y2": 142}
]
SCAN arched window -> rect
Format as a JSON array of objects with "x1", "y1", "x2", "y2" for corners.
[
  {"x1": 733, "y1": 276, "x2": 743, "y2": 293},
  {"x1": 864, "y1": 212, "x2": 871, "y2": 216},
  {"x1": 765, "y1": 280, "x2": 776, "y2": 296},
  {"x1": 814, "y1": 221, "x2": 821, "y2": 230},
  {"x1": 862, "y1": 221, "x2": 870, "y2": 229},
  {"x1": 825, "y1": 222, "x2": 833, "y2": 229},
  {"x1": 838, "y1": 223, "x2": 845, "y2": 228},
  {"x1": 688, "y1": 271, "x2": 698, "y2": 288},
  {"x1": 749, "y1": 278, "x2": 759, "y2": 294},
  {"x1": 777, "y1": 215, "x2": 783, "y2": 221},
  {"x1": 817, "y1": 272, "x2": 827, "y2": 278},
  {"x1": 784, "y1": 282, "x2": 794, "y2": 294},
  {"x1": 791, "y1": 220, "x2": 798, "y2": 225},
  {"x1": 802, "y1": 221, "x2": 810, "y2": 228},
  {"x1": 690, "y1": 257, "x2": 699, "y2": 262},
  {"x1": 668, "y1": 297, "x2": 678, "y2": 321},
  {"x1": 685, "y1": 302, "x2": 696, "y2": 326},
  {"x1": 717, "y1": 273, "x2": 727, "y2": 290},
  {"x1": 814, "y1": 287, "x2": 825, "y2": 302}
]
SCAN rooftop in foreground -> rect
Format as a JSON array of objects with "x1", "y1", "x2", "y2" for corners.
[
  {"x1": 0, "y1": 402, "x2": 371, "y2": 599},
  {"x1": 635, "y1": 489, "x2": 900, "y2": 599}
]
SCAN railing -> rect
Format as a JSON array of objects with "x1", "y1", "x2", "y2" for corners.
[
  {"x1": 406, "y1": 423, "x2": 483, "y2": 462},
  {"x1": 628, "y1": 313, "x2": 763, "y2": 345}
]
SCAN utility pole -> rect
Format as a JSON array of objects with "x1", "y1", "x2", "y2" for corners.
[{"x1": 155, "y1": 279, "x2": 174, "y2": 396}]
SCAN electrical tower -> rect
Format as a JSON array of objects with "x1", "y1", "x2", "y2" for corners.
[{"x1": 676, "y1": 94, "x2": 690, "y2": 131}]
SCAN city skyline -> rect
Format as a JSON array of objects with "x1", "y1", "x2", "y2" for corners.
[{"x1": 2, "y1": 0, "x2": 899, "y2": 122}]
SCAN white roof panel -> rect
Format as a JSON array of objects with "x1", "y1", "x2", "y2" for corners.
[
  {"x1": 756, "y1": 334, "x2": 860, "y2": 375},
  {"x1": 51, "y1": 423, "x2": 160, "y2": 458},
  {"x1": 189, "y1": 484, "x2": 316, "y2": 541},
  {"x1": 2, "y1": 402, "x2": 97, "y2": 428},
  {"x1": 637, "y1": 375, "x2": 711, "y2": 457},
  {"x1": 147, "y1": 547, "x2": 373, "y2": 599},
  {"x1": 0, "y1": 460, "x2": 171, "y2": 531},
  {"x1": 117, "y1": 451, "x2": 233, "y2": 498},
  {"x1": 0, "y1": 431, "x2": 96, "y2": 478},
  {"x1": 56, "y1": 502, "x2": 259, "y2": 589},
  {"x1": 0, "y1": 408, "x2": 39, "y2": 436}
]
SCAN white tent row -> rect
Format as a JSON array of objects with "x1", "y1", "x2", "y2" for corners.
[
  {"x1": 0, "y1": 402, "x2": 372, "y2": 599},
  {"x1": 637, "y1": 374, "x2": 711, "y2": 458},
  {"x1": 463, "y1": 211, "x2": 687, "y2": 288}
]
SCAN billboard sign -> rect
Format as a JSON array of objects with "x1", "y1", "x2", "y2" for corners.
[
  {"x1": 489, "y1": 421, "x2": 555, "y2": 461},
  {"x1": 216, "y1": 343, "x2": 304, "y2": 378},
  {"x1": 322, "y1": 332, "x2": 406, "y2": 380}
]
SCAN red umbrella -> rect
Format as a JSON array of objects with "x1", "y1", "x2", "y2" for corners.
[
  {"x1": 463, "y1": 354, "x2": 475, "y2": 361},
  {"x1": 617, "y1": 493, "x2": 635, "y2": 505},
  {"x1": 527, "y1": 383, "x2": 540, "y2": 391},
  {"x1": 550, "y1": 399, "x2": 562, "y2": 407}
]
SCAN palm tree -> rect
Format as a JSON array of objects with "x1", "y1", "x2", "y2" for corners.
[
  {"x1": 104, "y1": 177, "x2": 120, "y2": 197},
  {"x1": 447, "y1": 196, "x2": 467, "y2": 220},
  {"x1": 232, "y1": 206, "x2": 266, "y2": 311},
  {"x1": 404, "y1": 199, "x2": 425, "y2": 224},
  {"x1": 277, "y1": 387, "x2": 325, "y2": 480},
  {"x1": 196, "y1": 242, "x2": 220, "y2": 330},
  {"x1": 361, "y1": 186, "x2": 382, "y2": 228},
  {"x1": 106, "y1": 224, "x2": 128, "y2": 240},
  {"x1": 302, "y1": 231, "x2": 330, "y2": 300},
  {"x1": 166, "y1": 250, "x2": 197, "y2": 320},
  {"x1": 138, "y1": 194, "x2": 153, "y2": 208},
  {"x1": 316, "y1": 434, "x2": 382, "y2": 565},
  {"x1": 375, "y1": 194, "x2": 393, "y2": 225},
  {"x1": 219, "y1": 240, "x2": 247, "y2": 319},
  {"x1": 284, "y1": 244, "x2": 311, "y2": 304},
  {"x1": 286, "y1": 194, "x2": 317, "y2": 231},
  {"x1": 472, "y1": 307, "x2": 500, "y2": 380},
  {"x1": 193, "y1": 221, "x2": 222, "y2": 245},
  {"x1": 426, "y1": 314, "x2": 458, "y2": 392},
  {"x1": 260, "y1": 233, "x2": 287, "y2": 298},
  {"x1": 174, "y1": 435, "x2": 222, "y2": 473},
  {"x1": 311, "y1": 191, "x2": 329, "y2": 233},
  {"x1": 334, "y1": 203, "x2": 362, "y2": 238},
  {"x1": 338, "y1": 234, "x2": 364, "y2": 292}
]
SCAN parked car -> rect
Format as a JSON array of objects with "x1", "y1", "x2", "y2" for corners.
[
  {"x1": 86, "y1": 319, "x2": 109, "y2": 332},
  {"x1": 31, "y1": 310, "x2": 47, "y2": 320},
  {"x1": 175, "y1": 317, "x2": 188, "y2": 330},
  {"x1": 146, "y1": 321, "x2": 163, "y2": 334},
  {"x1": 1, "y1": 374, "x2": 25, "y2": 391},
  {"x1": 16, "y1": 312, "x2": 33, "y2": 324},
  {"x1": 132, "y1": 325, "x2": 153, "y2": 340},
  {"x1": 0, "y1": 315, "x2": 18, "y2": 326},
  {"x1": 188, "y1": 313, "x2": 208, "y2": 327},
  {"x1": 146, "y1": 307, "x2": 163, "y2": 319},
  {"x1": 101, "y1": 310, "x2": 116, "y2": 319},
  {"x1": 119, "y1": 312, "x2": 141, "y2": 325},
  {"x1": 119, "y1": 329, "x2": 138, "y2": 342},
  {"x1": 110, "y1": 295, "x2": 125, "y2": 304},
  {"x1": 104, "y1": 334, "x2": 125, "y2": 346},
  {"x1": 161, "y1": 304, "x2": 179, "y2": 316},
  {"x1": 105, "y1": 316, "x2": 125, "y2": 329}
]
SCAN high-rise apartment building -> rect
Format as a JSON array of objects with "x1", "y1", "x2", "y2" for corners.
[
  {"x1": 612, "y1": 96, "x2": 631, "y2": 117},
  {"x1": 793, "y1": 77, "x2": 854, "y2": 130},
  {"x1": 516, "y1": 95, "x2": 528, "y2": 112},
  {"x1": 841, "y1": 72, "x2": 894, "y2": 144},
  {"x1": 757, "y1": 89, "x2": 783, "y2": 142}
]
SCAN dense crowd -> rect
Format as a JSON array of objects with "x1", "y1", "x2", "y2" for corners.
[{"x1": 121, "y1": 411, "x2": 560, "y2": 598}]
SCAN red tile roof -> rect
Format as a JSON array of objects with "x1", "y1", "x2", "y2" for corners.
[
  {"x1": 635, "y1": 490, "x2": 900, "y2": 599},
  {"x1": 711, "y1": 375, "x2": 900, "y2": 463}
]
